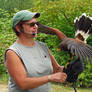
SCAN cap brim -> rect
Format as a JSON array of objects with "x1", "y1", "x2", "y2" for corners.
[{"x1": 34, "y1": 13, "x2": 40, "y2": 18}]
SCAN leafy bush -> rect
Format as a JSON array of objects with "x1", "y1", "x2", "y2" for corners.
[
  {"x1": 78, "y1": 63, "x2": 92, "y2": 88},
  {"x1": 0, "y1": 0, "x2": 34, "y2": 12},
  {"x1": 0, "y1": 9, "x2": 16, "y2": 75},
  {"x1": 0, "y1": 0, "x2": 92, "y2": 87}
]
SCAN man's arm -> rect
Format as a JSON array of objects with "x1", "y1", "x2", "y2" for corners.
[
  {"x1": 6, "y1": 50, "x2": 50, "y2": 90},
  {"x1": 6, "y1": 50, "x2": 67, "y2": 90},
  {"x1": 48, "y1": 50, "x2": 64, "y2": 73}
]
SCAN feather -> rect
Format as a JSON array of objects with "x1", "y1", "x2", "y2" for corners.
[
  {"x1": 74, "y1": 13, "x2": 92, "y2": 42},
  {"x1": 81, "y1": 47, "x2": 92, "y2": 63},
  {"x1": 78, "y1": 46, "x2": 88, "y2": 63},
  {"x1": 59, "y1": 38, "x2": 92, "y2": 63}
]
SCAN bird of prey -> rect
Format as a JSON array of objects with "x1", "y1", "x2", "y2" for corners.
[{"x1": 38, "y1": 13, "x2": 92, "y2": 64}]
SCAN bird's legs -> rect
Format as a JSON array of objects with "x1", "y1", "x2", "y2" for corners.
[{"x1": 70, "y1": 52, "x2": 74, "y2": 60}]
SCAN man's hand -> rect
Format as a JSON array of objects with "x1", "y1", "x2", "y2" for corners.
[
  {"x1": 48, "y1": 72, "x2": 67, "y2": 83},
  {"x1": 54, "y1": 65, "x2": 64, "y2": 73}
]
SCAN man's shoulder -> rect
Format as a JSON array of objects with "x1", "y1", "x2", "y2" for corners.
[
  {"x1": 36, "y1": 41, "x2": 46, "y2": 46},
  {"x1": 36, "y1": 41, "x2": 48, "y2": 49}
]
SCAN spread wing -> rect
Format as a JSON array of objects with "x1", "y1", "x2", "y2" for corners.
[{"x1": 58, "y1": 38, "x2": 92, "y2": 64}]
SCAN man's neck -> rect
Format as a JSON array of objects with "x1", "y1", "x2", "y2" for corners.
[{"x1": 17, "y1": 36, "x2": 35, "y2": 47}]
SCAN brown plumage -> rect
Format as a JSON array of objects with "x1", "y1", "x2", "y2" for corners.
[{"x1": 38, "y1": 13, "x2": 92, "y2": 64}]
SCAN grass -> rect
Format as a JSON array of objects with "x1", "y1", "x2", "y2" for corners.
[
  {"x1": 0, "y1": 74, "x2": 8, "y2": 83},
  {"x1": 51, "y1": 83, "x2": 92, "y2": 92}
]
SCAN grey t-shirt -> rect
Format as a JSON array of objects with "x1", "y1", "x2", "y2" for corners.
[{"x1": 4, "y1": 41, "x2": 53, "y2": 92}]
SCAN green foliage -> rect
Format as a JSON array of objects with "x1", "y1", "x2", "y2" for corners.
[
  {"x1": 0, "y1": 0, "x2": 92, "y2": 87},
  {"x1": 78, "y1": 63, "x2": 92, "y2": 88},
  {"x1": 0, "y1": 8, "x2": 17, "y2": 75},
  {"x1": 0, "y1": 0, "x2": 34, "y2": 12}
]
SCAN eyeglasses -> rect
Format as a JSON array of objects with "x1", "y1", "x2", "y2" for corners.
[{"x1": 24, "y1": 22, "x2": 39, "y2": 27}]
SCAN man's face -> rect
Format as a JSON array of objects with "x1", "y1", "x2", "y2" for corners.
[{"x1": 22, "y1": 18, "x2": 38, "y2": 37}]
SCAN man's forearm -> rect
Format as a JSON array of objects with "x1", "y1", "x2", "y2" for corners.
[{"x1": 17, "y1": 75, "x2": 49, "y2": 90}]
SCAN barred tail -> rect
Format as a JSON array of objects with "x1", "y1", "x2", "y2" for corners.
[{"x1": 74, "y1": 13, "x2": 92, "y2": 43}]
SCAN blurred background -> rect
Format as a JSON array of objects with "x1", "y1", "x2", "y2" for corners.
[{"x1": 0, "y1": 0, "x2": 92, "y2": 91}]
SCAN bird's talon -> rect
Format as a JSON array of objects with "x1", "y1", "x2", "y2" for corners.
[{"x1": 57, "y1": 48, "x2": 61, "y2": 52}]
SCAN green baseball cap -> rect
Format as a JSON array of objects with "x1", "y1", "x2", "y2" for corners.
[{"x1": 12, "y1": 10, "x2": 40, "y2": 28}]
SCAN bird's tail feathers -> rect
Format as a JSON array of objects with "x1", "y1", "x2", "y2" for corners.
[{"x1": 74, "y1": 13, "x2": 92, "y2": 43}]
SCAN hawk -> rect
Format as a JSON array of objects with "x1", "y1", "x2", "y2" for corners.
[{"x1": 38, "y1": 13, "x2": 92, "y2": 64}]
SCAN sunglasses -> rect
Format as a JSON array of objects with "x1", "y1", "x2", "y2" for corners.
[{"x1": 24, "y1": 22, "x2": 39, "y2": 27}]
